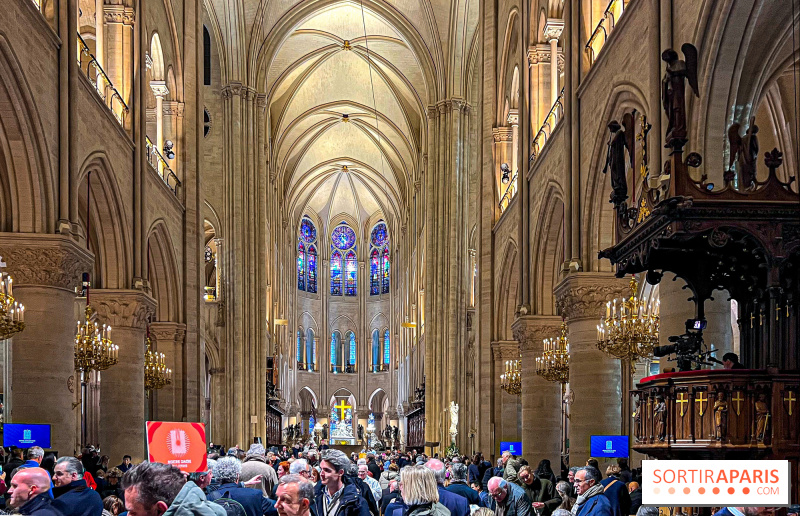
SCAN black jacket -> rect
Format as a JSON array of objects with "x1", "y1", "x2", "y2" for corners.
[
  {"x1": 445, "y1": 482, "x2": 482, "y2": 507},
  {"x1": 19, "y1": 495, "x2": 64, "y2": 516},
  {"x1": 207, "y1": 483, "x2": 277, "y2": 516},
  {"x1": 367, "y1": 461, "x2": 381, "y2": 483},
  {"x1": 600, "y1": 478, "x2": 630, "y2": 516},
  {"x1": 628, "y1": 489, "x2": 642, "y2": 515},
  {"x1": 346, "y1": 476, "x2": 379, "y2": 516},
  {"x1": 380, "y1": 491, "x2": 401, "y2": 515},
  {"x1": 52, "y1": 480, "x2": 103, "y2": 516},
  {"x1": 314, "y1": 481, "x2": 371, "y2": 516},
  {"x1": 3, "y1": 458, "x2": 25, "y2": 482},
  {"x1": 481, "y1": 467, "x2": 502, "y2": 491}
]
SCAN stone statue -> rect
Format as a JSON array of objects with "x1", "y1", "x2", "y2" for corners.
[
  {"x1": 633, "y1": 398, "x2": 643, "y2": 443},
  {"x1": 358, "y1": 424, "x2": 364, "y2": 441},
  {"x1": 392, "y1": 425, "x2": 399, "y2": 442},
  {"x1": 653, "y1": 396, "x2": 667, "y2": 441},
  {"x1": 322, "y1": 423, "x2": 328, "y2": 440},
  {"x1": 449, "y1": 401, "x2": 459, "y2": 441},
  {"x1": 755, "y1": 394, "x2": 770, "y2": 442},
  {"x1": 662, "y1": 44, "x2": 699, "y2": 147},
  {"x1": 713, "y1": 392, "x2": 728, "y2": 441},
  {"x1": 728, "y1": 119, "x2": 759, "y2": 189},
  {"x1": 602, "y1": 113, "x2": 635, "y2": 207}
]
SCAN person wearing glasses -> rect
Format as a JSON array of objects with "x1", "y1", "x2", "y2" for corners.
[{"x1": 571, "y1": 467, "x2": 611, "y2": 516}]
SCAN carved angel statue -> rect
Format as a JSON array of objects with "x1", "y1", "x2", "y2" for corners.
[
  {"x1": 662, "y1": 44, "x2": 699, "y2": 147},
  {"x1": 728, "y1": 119, "x2": 759, "y2": 189},
  {"x1": 449, "y1": 401, "x2": 459, "y2": 439},
  {"x1": 602, "y1": 113, "x2": 635, "y2": 207}
]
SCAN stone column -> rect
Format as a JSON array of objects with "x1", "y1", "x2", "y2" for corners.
[
  {"x1": 513, "y1": 315, "x2": 562, "y2": 467},
  {"x1": 94, "y1": 290, "x2": 156, "y2": 462},
  {"x1": 0, "y1": 235, "x2": 93, "y2": 456},
  {"x1": 150, "y1": 321, "x2": 186, "y2": 421},
  {"x1": 150, "y1": 81, "x2": 168, "y2": 173},
  {"x1": 544, "y1": 19, "x2": 564, "y2": 106},
  {"x1": 491, "y1": 341, "x2": 521, "y2": 450},
  {"x1": 555, "y1": 273, "x2": 628, "y2": 470},
  {"x1": 103, "y1": 5, "x2": 135, "y2": 109}
]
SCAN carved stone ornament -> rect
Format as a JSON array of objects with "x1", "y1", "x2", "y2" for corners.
[
  {"x1": 491, "y1": 341, "x2": 520, "y2": 361},
  {"x1": 150, "y1": 322, "x2": 187, "y2": 346},
  {"x1": 68, "y1": 375, "x2": 75, "y2": 394},
  {"x1": 555, "y1": 273, "x2": 629, "y2": 321},
  {"x1": 104, "y1": 5, "x2": 136, "y2": 25},
  {"x1": 163, "y1": 102, "x2": 186, "y2": 117},
  {"x1": 492, "y1": 127, "x2": 513, "y2": 142},
  {"x1": 0, "y1": 235, "x2": 94, "y2": 290},
  {"x1": 92, "y1": 290, "x2": 157, "y2": 329},
  {"x1": 512, "y1": 316, "x2": 561, "y2": 352}
]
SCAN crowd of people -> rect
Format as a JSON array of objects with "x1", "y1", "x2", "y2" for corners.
[{"x1": 0, "y1": 444, "x2": 795, "y2": 516}]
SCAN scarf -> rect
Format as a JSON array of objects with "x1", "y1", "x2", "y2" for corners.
[{"x1": 570, "y1": 484, "x2": 605, "y2": 515}]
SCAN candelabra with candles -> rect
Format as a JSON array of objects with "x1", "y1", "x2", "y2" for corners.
[
  {"x1": 0, "y1": 259, "x2": 25, "y2": 340},
  {"x1": 500, "y1": 356, "x2": 522, "y2": 395},
  {"x1": 596, "y1": 275, "x2": 659, "y2": 365},
  {"x1": 74, "y1": 273, "x2": 118, "y2": 373},
  {"x1": 536, "y1": 319, "x2": 570, "y2": 383},
  {"x1": 144, "y1": 334, "x2": 172, "y2": 393}
]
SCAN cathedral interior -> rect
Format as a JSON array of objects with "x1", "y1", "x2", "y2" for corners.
[{"x1": 0, "y1": 0, "x2": 799, "y2": 499}]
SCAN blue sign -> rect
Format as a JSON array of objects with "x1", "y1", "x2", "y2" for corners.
[
  {"x1": 3, "y1": 423, "x2": 51, "y2": 449},
  {"x1": 590, "y1": 435, "x2": 628, "y2": 458},
  {"x1": 500, "y1": 441, "x2": 522, "y2": 456}
]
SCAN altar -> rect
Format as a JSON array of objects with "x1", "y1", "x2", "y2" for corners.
[{"x1": 328, "y1": 398, "x2": 358, "y2": 448}]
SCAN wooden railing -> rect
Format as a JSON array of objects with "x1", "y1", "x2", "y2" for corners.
[
  {"x1": 145, "y1": 136, "x2": 181, "y2": 195},
  {"x1": 77, "y1": 34, "x2": 129, "y2": 126},
  {"x1": 498, "y1": 173, "x2": 518, "y2": 213},
  {"x1": 585, "y1": 0, "x2": 626, "y2": 66},
  {"x1": 529, "y1": 87, "x2": 565, "y2": 166}
]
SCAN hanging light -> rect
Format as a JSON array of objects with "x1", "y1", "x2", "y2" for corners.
[
  {"x1": 500, "y1": 163, "x2": 511, "y2": 184},
  {"x1": 144, "y1": 331, "x2": 172, "y2": 393},
  {"x1": 596, "y1": 275, "x2": 659, "y2": 366},
  {"x1": 0, "y1": 259, "x2": 25, "y2": 340},
  {"x1": 536, "y1": 319, "x2": 570, "y2": 383},
  {"x1": 500, "y1": 355, "x2": 521, "y2": 396}
]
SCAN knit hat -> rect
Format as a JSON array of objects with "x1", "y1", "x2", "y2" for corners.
[
  {"x1": 247, "y1": 443, "x2": 266, "y2": 457},
  {"x1": 227, "y1": 447, "x2": 239, "y2": 456}
]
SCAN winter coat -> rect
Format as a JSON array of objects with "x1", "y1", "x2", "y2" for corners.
[
  {"x1": 502, "y1": 459, "x2": 523, "y2": 486},
  {"x1": 599, "y1": 478, "x2": 630, "y2": 516},
  {"x1": 574, "y1": 491, "x2": 613, "y2": 516},
  {"x1": 379, "y1": 470, "x2": 399, "y2": 490},
  {"x1": 444, "y1": 482, "x2": 481, "y2": 507},
  {"x1": 52, "y1": 479, "x2": 103, "y2": 516},
  {"x1": 520, "y1": 478, "x2": 561, "y2": 516},
  {"x1": 406, "y1": 503, "x2": 451, "y2": 516},
  {"x1": 240, "y1": 456, "x2": 279, "y2": 498},
  {"x1": 314, "y1": 482, "x2": 371, "y2": 516},
  {"x1": 18, "y1": 494, "x2": 64, "y2": 516},
  {"x1": 435, "y1": 487, "x2": 468, "y2": 516},
  {"x1": 494, "y1": 482, "x2": 531, "y2": 516},
  {"x1": 207, "y1": 483, "x2": 277, "y2": 516},
  {"x1": 164, "y1": 482, "x2": 227, "y2": 516}
]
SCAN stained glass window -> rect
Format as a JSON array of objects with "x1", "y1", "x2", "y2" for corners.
[
  {"x1": 370, "y1": 222, "x2": 388, "y2": 247},
  {"x1": 332, "y1": 224, "x2": 356, "y2": 250},
  {"x1": 297, "y1": 242, "x2": 305, "y2": 291},
  {"x1": 381, "y1": 248, "x2": 390, "y2": 294},
  {"x1": 330, "y1": 332, "x2": 339, "y2": 369},
  {"x1": 383, "y1": 329, "x2": 390, "y2": 365},
  {"x1": 307, "y1": 245, "x2": 317, "y2": 293},
  {"x1": 370, "y1": 249, "x2": 380, "y2": 296},
  {"x1": 345, "y1": 250, "x2": 357, "y2": 296},
  {"x1": 330, "y1": 251, "x2": 342, "y2": 295},
  {"x1": 371, "y1": 330, "x2": 380, "y2": 368},
  {"x1": 297, "y1": 329, "x2": 303, "y2": 363},
  {"x1": 348, "y1": 332, "x2": 356, "y2": 365},
  {"x1": 306, "y1": 328, "x2": 315, "y2": 369},
  {"x1": 300, "y1": 218, "x2": 317, "y2": 243}
]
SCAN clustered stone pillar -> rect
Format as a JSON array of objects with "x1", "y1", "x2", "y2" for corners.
[
  {"x1": 150, "y1": 321, "x2": 187, "y2": 421},
  {"x1": 0, "y1": 235, "x2": 93, "y2": 456},
  {"x1": 491, "y1": 341, "x2": 521, "y2": 447},
  {"x1": 556, "y1": 273, "x2": 628, "y2": 470},
  {"x1": 543, "y1": 19, "x2": 564, "y2": 107},
  {"x1": 94, "y1": 290, "x2": 156, "y2": 462},
  {"x1": 513, "y1": 315, "x2": 562, "y2": 468}
]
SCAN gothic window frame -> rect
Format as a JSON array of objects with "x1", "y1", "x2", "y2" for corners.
[
  {"x1": 330, "y1": 331, "x2": 342, "y2": 372},
  {"x1": 345, "y1": 250, "x2": 357, "y2": 296},
  {"x1": 346, "y1": 331, "x2": 357, "y2": 370},
  {"x1": 297, "y1": 242, "x2": 305, "y2": 291},
  {"x1": 369, "y1": 221, "x2": 390, "y2": 297},
  {"x1": 330, "y1": 250, "x2": 343, "y2": 295},
  {"x1": 298, "y1": 217, "x2": 318, "y2": 293},
  {"x1": 306, "y1": 327, "x2": 315, "y2": 372},
  {"x1": 371, "y1": 329, "x2": 380, "y2": 371},
  {"x1": 383, "y1": 328, "x2": 390, "y2": 366},
  {"x1": 296, "y1": 327, "x2": 305, "y2": 369},
  {"x1": 330, "y1": 222, "x2": 357, "y2": 296}
]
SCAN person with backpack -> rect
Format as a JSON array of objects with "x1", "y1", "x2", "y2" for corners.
[{"x1": 207, "y1": 457, "x2": 278, "y2": 516}]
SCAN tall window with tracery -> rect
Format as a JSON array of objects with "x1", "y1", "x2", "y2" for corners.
[
  {"x1": 296, "y1": 329, "x2": 304, "y2": 365},
  {"x1": 369, "y1": 221, "x2": 390, "y2": 296},
  {"x1": 371, "y1": 330, "x2": 380, "y2": 370},
  {"x1": 348, "y1": 332, "x2": 357, "y2": 366},
  {"x1": 382, "y1": 248, "x2": 390, "y2": 294},
  {"x1": 331, "y1": 222, "x2": 356, "y2": 296},
  {"x1": 345, "y1": 250, "x2": 357, "y2": 296},
  {"x1": 297, "y1": 242, "x2": 305, "y2": 291},
  {"x1": 383, "y1": 329, "x2": 390, "y2": 365},
  {"x1": 298, "y1": 217, "x2": 318, "y2": 292},
  {"x1": 330, "y1": 332, "x2": 341, "y2": 372},
  {"x1": 330, "y1": 251, "x2": 342, "y2": 295},
  {"x1": 370, "y1": 249, "x2": 380, "y2": 295},
  {"x1": 306, "y1": 328, "x2": 315, "y2": 371}
]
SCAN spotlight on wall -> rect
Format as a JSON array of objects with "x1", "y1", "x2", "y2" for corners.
[
  {"x1": 163, "y1": 140, "x2": 175, "y2": 160},
  {"x1": 500, "y1": 163, "x2": 510, "y2": 184}
]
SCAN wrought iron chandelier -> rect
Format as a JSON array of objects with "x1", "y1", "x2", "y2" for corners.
[
  {"x1": 536, "y1": 319, "x2": 570, "y2": 383},
  {"x1": 500, "y1": 356, "x2": 522, "y2": 395},
  {"x1": 144, "y1": 334, "x2": 171, "y2": 392},
  {"x1": 0, "y1": 260, "x2": 25, "y2": 340},
  {"x1": 74, "y1": 303, "x2": 117, "y2": 373},
  {"x1": 596, "y1": 275, "x2": 659, "y2": 364}
]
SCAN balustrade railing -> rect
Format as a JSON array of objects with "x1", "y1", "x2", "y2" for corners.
[
  {"x1": 498, "y1": 173, "x2": 519, "y2": 213},
  {"x1": 146, "y1": 136, "x2": 181, "y2": 195},
  {"x1": 77, "y1": 34, "x2": 129, "y2": 126},
  {"x1": 330, "y1": 364, "x2": 357, "y2": 374},
  {"x1": 297, "y1": 361, "x2": 317, "y2": 372},
  {"x1": 529, "y1": 87, "x2": 565, "y2": 165},
  {"x1": 369, "y1": 363, "x2": 389, "y2": 373},
  {"x1": 585, "y1": 0, "x2": 626, "y2": 66}
]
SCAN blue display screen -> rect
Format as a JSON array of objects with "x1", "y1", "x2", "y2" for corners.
[
  {"x1": 590, "y1": 435, "x2": 628, "y2": 458},
  {"x1": 500, "y1": 441, "x2": 522, "y2": 456},
  {"x1": 3, "y1": 423, "x2": 52, "y2": 449}
]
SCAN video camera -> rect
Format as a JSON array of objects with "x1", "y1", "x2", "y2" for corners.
[{"x1": 653, "y1": 319, "x2": 716, "y2": 371}]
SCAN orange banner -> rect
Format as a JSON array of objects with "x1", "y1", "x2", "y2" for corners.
[{"x1": 146, "y1": 421, "x2": 207, "y2": 473}]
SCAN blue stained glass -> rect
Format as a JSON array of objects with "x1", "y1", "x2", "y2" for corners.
[
  {"x1": 383, "y1": 329, "x2": 390, "y2": 365},
  {"x1": 330, "y1": 333, "x2": 337, "y2": 367},
  {"x1": 349, "y1": 333, "x2": 356, "y2": 365},
  {"x1": 300, "y1": 218, "x2": 317, "y2": 243},
  {"x1": 370, "y1": 222, "x2": 388, "y2": 247},
  {"x1": 307, "y1": 245, "x2": 317, "y2": 293},
  {"x1": 297, "y1": 242, "x2": 305, "y2": 291},
  {"x1": 345, "y1": 250, "x2": 357, "y2": 296},
  {"x1": 306, "y1": 328, "x2": 315, "y2": 368},
  {"x1": 381, "y1": 248, "x2": 390, "y2": 294},
  {"x1": 372, "y1": 330, "x2": 380, "y2": 366},
  {"x1": 330, "y1": 251, "x2": 342, "y2": 295},
  {"x1": 297, "y1": 330, "x2": 303, "y2": 362},
  {"x1": 332, "y1": 224, "x2": 356, "y2": 250},
  {"x1": 370, "y1": 249, "x2": 379, "y2": 295}
]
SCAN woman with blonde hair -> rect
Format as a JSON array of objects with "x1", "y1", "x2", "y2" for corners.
[{"x1": 399, "y1": 466, "x2": 449, "y2": 516}]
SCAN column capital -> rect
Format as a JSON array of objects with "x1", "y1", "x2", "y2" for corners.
[
  {"x1": 511, "y1": 315, "x2": 562, "y2": 352},
  {"x1": 163, "y1": 101, "x2": 185, "y2": 117},
  {"x1": 104, "y1": 5, "x2": 135, "y2": 25},
  {"x1": 527, "y1": 44, "x2": 552, "y2": 64},
  {"x1": 543, "y1": 18, "x2": 565, "y2": 41},
  {"x1": 0, "y1": 234, "x2": 94, "y2": 290},
  {"x1": 492, "y1": 127, "x2": 513, "y2": 142},
  {"x1": 491, "y1": 340, "x2": 520, "y2": 361},
  {"x1": 149, "y1": 321, "x2": 187, "y2": 345},
  {"x1": 149, "y1": 80, "x2": 169, "y2": 98},
  {"x1": 92, "y1": 289, "x2": 157, "y2": 329},
  {"x1": 554, "y1": 273, "x2": 629, "y2": 321}
]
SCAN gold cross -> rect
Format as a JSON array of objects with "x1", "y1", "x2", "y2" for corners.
[
  {"x1": 676, "y1": 393, "x2": 689, "y2": 417},
  {"x1": 695, "y1": 392, "x2": 708, "y2": 416},
  {"x1": 750, "y1": 313, "x2": 755, "y2": 328},
  {"x1": 731, "y1": 392, "x2": 744, "y2": 416},
  {"x1": 784, "y1": 391, "x2": 796, "y2": 416},
  {"x1": 334, "y1": 399, "x2": 352, "y2": 420}
]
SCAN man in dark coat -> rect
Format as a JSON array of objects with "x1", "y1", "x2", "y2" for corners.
[
  {"x1": 3, "y1": 448, "x2": 25, "y2": 483},
  {"x1": 6, "y1": 468, "x2": 63, "y2": 516},
  {"x1": 487, "y1": 478, "x2": 531, "y2": 516},
  {"x1": 482, "y1": 460, "x2": 503, "y2": 491},
  {"x1": 52, "y1": 457, "x2": 103, "y2": 516},
  {"x1": 366, "y1": 455, "x2": 381, "y2": 483},
  {"x1": 445, "y1": 463, "x2": 482, "y2": 507},
  {"x1": 207, "y1": 457, "x2": 277, "y2": 516},
  {"x1": 627, "y1": 482, "x2": 642, "y2": 515},
  {"x1": 600, "y1": 466, "x2": 630, "y2": 516},
  {"x1": 518, "y1": 466, "x2": 560, "y2": 516},
  {"x1": 315, "y1": 451, "x2": 371, "y2": 516},
  {"x1": 380, "y1": 480, "x2": 401, "y2": 515}
]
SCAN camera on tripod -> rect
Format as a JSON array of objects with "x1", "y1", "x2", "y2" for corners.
[{"x1": 653, "y1": 319, "x2": 711, "y2": 371}]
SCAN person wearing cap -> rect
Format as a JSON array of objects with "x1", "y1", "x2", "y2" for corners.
[{"x1": 242, "y1": 444, "x2": 280, "y2": 498}]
